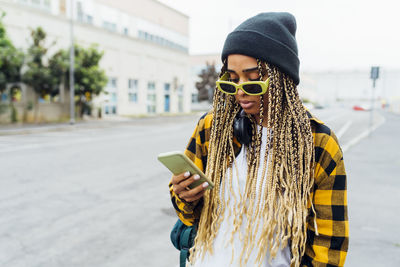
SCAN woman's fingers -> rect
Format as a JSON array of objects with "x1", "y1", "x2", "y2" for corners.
[
  {"x1": 178, "y1": 182, "x2": 208, "y2": 202},
  {"x1": 183, "y1": 190, "x2": 206, "y2": 203},
  {"x1": 172, "y1": 172, "x2": 200, "y2": 194},
  {"x1": 171, "y1": 171, "x2": 191, "y2": 194},
  {"x1": 172, "y1": 172, "x2": 208, "y2": 202},
  {"x1": 171, "y1": 171, "x2": 191, "y2": 185}
]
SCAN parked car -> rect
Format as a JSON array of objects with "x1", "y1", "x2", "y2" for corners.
[{"x1": 353, "y1": 104, "x2": 371, "y2": 111}]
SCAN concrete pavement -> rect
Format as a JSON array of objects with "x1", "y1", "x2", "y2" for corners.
[
  {"x1": 0, "y1": 113, "x2": 204, "y2": 136},
  {"x1": 345, "y1": 111, "x2": 400, "y2": 266},
  {"x1": 1, "y1": 109, "x2": 399, "y2": 266}
]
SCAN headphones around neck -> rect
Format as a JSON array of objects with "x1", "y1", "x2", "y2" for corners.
[{"x1": 233, "y1": 109, "x2": 253, "y2": 145}]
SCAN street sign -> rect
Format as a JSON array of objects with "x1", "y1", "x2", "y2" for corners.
[
  {"x1": 370, "y1": 66, "x2": 379, "y2": 80},
  {"x1": 369, "y1": 66, "x2": 380, "y2": 135}
]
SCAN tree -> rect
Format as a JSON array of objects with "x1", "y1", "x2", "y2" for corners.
[
  {"x1": 0, "y1": 12, "x2": 24, "y2": 93},
  {"x1": 53, "y1": 44, "x2": 107, "y2": 117},
  {"x1": 22, "y1": 27, "x2": 60, "y2": 98},
  {"x1": 21, "y1": 27, "x2": 62, "y2": 122},
  {"x1": 195, "y1": 62, "x2": 219, "y2": 103}
]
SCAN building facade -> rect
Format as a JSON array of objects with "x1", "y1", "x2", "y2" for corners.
[{"x1": 0, "y1": 0, "x2": 191, "y2": 118}]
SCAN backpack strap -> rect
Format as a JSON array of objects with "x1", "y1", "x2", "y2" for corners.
[
  {"x1": 180, "y1": 248, "x2": 189, "y2": 267},
  {"x1": 171, "y1": 219, "x2": 197, "y2": 267}
]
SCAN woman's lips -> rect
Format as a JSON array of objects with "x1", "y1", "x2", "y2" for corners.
[{"x1": 239, "y1": 101, "x2": 255, "y2": 109}]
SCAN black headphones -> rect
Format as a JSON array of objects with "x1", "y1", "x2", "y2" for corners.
[{"x1": 233, "y1": 109, "x2": 253, "y2": 145}]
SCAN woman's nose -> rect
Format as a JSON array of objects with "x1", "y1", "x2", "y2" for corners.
[
  {"x1": 237, "y1": 88, "x2": 245, "y2": 96},
  {"x1": 236, "y1": 78, "x2": 246, "y2": 96}
]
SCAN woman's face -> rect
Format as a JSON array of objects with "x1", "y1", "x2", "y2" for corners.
[{"x1": 226, "y1": 54, "x2": 268, "y2": 119}]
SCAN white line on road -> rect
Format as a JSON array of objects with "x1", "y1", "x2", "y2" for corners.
[
  {"x1": 342, "y1": 116, "x2": 386, "y2": 153},
  {"x1": 336, "y1": 120, "x2": 353, "y2": 139}
]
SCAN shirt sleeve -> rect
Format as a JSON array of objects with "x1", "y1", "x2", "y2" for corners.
[
  {"x1": 301, "y1": 124, "x2": 349, "y2": 266},
  {"x1": 168, "y1": 112, "x2": 211, "y2": 226}
]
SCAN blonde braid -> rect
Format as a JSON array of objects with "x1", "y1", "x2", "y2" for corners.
[{"x1": 190, "y1": 60, "x2": 315, "y2": 267}]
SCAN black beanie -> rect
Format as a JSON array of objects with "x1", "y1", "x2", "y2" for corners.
[{"x1": 221, "y1": 12, "x2": 300, "y2": 85}]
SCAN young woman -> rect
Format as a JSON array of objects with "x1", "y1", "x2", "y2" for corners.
[{"x1": 169, "y1": 12, "x2": 348, "y2": 267}]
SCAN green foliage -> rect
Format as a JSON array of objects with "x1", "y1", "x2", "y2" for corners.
[
  {"x1": 10, "y1": 104, "x2": 17, "y2": 123},
  {"x1": 0, "y1": 20, "x2": 107, "y2": 119},
  {"x1": 26, "y1": 101, "x2": 33, "y2": 111},
  {"x1": 22, "y1": 27, "x2": 60, "y2": 97},
  {"x1": 53, "y1": 44, "x2": 107, "y2": 100},
  {"x1": 0, "y1": 102, "x2": 7, "y2": 114},
  {"x1": 0, "y1": 12, "x2": 24, "y2": 92},
  {"x1": 70, "y1": 44, "x2": 107, "y2": 98},
  {"x1": 195, "y1": 63, "x2": 219, "y2": 102}
]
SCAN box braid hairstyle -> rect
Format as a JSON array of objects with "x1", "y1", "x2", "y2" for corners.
[{"x1": 189, "y1": 59, "x2": 316, "y2": 267}]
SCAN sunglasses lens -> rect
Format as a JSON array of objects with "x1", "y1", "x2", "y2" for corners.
[
  {"x1": 219, "y1": 83, "x2": 236, "y2": 94},
  {"x1": 242, "y1": 84, "x2": 263, "y2": 95}
]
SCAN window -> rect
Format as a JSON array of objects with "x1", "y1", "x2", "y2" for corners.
[
  {"x1": 86, "y1": 15, "x2": 93, "y2": 25},
  {"x1": 147, "y1": 82, "x2": 156, "y2": 113},
  {"x1": 103, "y1": 21, "x2": 117, "y2": 32},
  {"x1": 105, "y1": 77, "x2": 118, "y2": 115},
  {"x1": 138, "y1": 30, "x2": 144, "y2": 39},
  {"x1": 178, "y1": 85, "x2": 184, "y2": 112},
  {"x1": 108, "y1": 77, "x2": 117, "y2": 89},
  {"x1": 164, "y1": 83, "x2": 170, "y2": 112},
  {"x1": 192, "y1": 93, "x2": 198, "y2": 103},
  {"x1": 111, "y1": 93, "x2": 117, "y2": 102},
  {"x1": 123, "y1": 27, "x2": 129, "y2": 35},
  {"x1": 164, "y1": 83, "x2": 170, "y2": 93},
  {"x1": 128, "y1": 79, "x2": 138, "y2": 103},
  {"x1": 77, "y1": 2, "x2": 84, "y2": 22}
]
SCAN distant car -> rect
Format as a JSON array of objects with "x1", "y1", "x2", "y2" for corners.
[
  {"x1": 353, "y1": 105, "x2": 364, "y2": 111},
  {"x1": 353, "y1": 104, "x2": 371, "y2": 111}
]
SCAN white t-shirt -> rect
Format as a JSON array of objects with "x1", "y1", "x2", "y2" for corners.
[{"x1": 190, "y1": 127, "x2": 291, "y2": 267}]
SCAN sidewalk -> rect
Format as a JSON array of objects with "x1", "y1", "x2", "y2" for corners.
[
  {"x1": 0, "y1": 113, "x2": 203, "y2": 136},
  {"x1": 345, "y1": 111, "x2": 400, "y2": 266}
]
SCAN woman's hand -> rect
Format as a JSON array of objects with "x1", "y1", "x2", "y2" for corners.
[{"x1": 171, "y1": 171, "x2": 208, "y2": 202}]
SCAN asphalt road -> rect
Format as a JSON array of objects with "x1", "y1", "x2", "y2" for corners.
[{"x1": 0, "y1": 106, "x2": 398, "y2": 267}]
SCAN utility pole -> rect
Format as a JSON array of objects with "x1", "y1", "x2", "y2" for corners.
[
  {"x1": 369, "y1": 66, "x2": 379, "y2": 135},
  {"x1": 69, "y1": 0, "x2": 75, "y2": 124}
]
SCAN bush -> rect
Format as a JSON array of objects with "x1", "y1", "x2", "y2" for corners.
[{"x1": 11, "y1": 104, "x2": 17, "y2": 123}]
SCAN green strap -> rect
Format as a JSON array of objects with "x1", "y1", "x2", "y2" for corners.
[
  {"x1": 179, "y1": 227, "x2": 193, "y2": 267},
  {"x1": 181, "y1": 227, "x2": 192, "y2": 249},
  {"x1": 180, "y1": 249, "x2": 188, "y2": 267}
]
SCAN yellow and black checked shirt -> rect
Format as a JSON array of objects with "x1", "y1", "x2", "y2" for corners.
[{"x1": 169, "y1": 111, "x2": 349, "y2": 266}]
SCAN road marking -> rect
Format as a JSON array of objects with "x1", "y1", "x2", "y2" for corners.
[
  {"x1": 342, "y1": 116, "x2": 386, "y2": 153},
  {"x1": 336, "y1": 120, "x2": 353, "y2": 139}
]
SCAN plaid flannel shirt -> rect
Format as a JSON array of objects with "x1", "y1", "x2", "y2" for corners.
[{"x1": 169, "y1": 111, "x2": 349, "y2": 266}]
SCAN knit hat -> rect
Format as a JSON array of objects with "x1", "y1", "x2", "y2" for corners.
[{"x1": 221, "y1": 12, "x2": 300, "y2": 85}]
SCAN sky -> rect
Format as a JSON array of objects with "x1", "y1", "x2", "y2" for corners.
[{"x1": 158, "y1": 0, "x2": 400, "y2": 72}]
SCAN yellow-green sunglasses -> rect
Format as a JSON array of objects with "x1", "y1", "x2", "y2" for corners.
[{"x1": 216, "y1": 72, "x2": 270, "y2": 96}]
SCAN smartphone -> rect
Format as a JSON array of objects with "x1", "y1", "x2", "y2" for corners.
[{"x1": 157, "y1": 151, "x2": 214, "y2": 190}]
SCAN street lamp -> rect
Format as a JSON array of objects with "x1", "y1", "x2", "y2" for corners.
[{"x1": 69, "y1": 0, "x2": 75, "y2": 124}]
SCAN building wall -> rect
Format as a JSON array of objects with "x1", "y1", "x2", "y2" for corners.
[
  {"x1": 299, "y1": 69, "x2": 400, "y2": 108},
  {"x1": 0, "y1": 0, "x2": 191, "y2": 117},
  {"x1": 96, "y1": 0, "x2": 189, "y2": 36}
]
